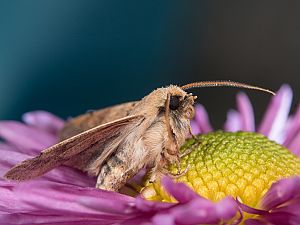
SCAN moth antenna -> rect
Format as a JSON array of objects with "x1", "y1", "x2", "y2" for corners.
[{"x1": 181, "y1": 80, "x2": 275, "y2": 95}]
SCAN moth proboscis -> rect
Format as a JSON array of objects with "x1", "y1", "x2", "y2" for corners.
[{"x1": 4, "y1": 81, "x2": 275, "y2": 191}]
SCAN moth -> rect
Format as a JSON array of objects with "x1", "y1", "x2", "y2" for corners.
[{"x1": 4, "y1": 81, "x2": 274, "y2": 191}]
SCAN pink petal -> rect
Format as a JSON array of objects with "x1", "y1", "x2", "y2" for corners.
[
  {"x1": 283, "y1": 104, "x2": 300, "y2": 147},
  {"x1": 135, "y1": 195, "x2": 173, "y2": 212},
  {"x1": 0, "y1": 214, "x2": 116, "y2": 225},
  {"x1": 224, "y1": 110, "x2": 242, "y2": 132},
  {"x1": 162, "y1": 176, "x2": 200, "y2": 203},
  {"x1": 161, "y1": 177, "x2": 239, "y2": 225},
  {"x1": 22, "y1": 111, "x2": 64, "y2": 135},
  {"x1": 0, "y1": 121, "x2": 57, "y2": 153},
  {"x1": 258, "y1": 85, "x2": 293, "y2": 143},
  {"x1": 0, "y1": 149, "x2": 29, "y2": 178},
  {"x1": 244, "y1": 219, "x2": 268, "y2": 225},
  {"x1": 257, "y1": 177, "x2": 300, "y2": 224},
  {"x1": 272, "y1": 201, "x2": 300, "y2": 215},
  {"x1": 0, "y1": 181, "x2": 136, "y2": 220},
  {"x1": 194, "y1": 105, "x2": 213, "y2": 133},
  {"x1": 237, "y1": 92, "x2": 255, "y2": 131},
  {"x1": 285, "y1": 130, "x2": 300, "y2": 157},
  {"x1": 152, "y1": 213, "x2": 175, "y2": 225},
  {"x1": 261, "y1": 211, "x2": 300, "y2": 225},
  {"x1": 261, "y1": 176, "x2": 300, "y2": 210},
  {"x1": 39, "y1": 166, "x2": 96, "y2": 187},
  {"x1": 170, "y1": 197, "x2": 238, "y2": 225},
  {"x1": 190, "y1": 120, "x2": 201, "y2": 135}
]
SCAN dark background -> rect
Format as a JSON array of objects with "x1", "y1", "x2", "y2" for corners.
[{"x1": 0, "y1": 1, "x2": 299, "y2": 127}]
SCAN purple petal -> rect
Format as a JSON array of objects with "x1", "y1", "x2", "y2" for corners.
[
  {"x1": 285, "y1": 130, "x2": 300, "y2": 157},
  {"x1": 161, "y1": 177, "x2": 239, "y2": 225},
  {"x1": 0, "y1": 149, "x2": 29, "y2": 178},
  {"x1": 224, "y1": 109, "x2": 242, "y2": 132},
  {"x1": 194, "y1": 105, "x2": 213, "y2": 133},
  {"x1": 152, "y1": 213, "x2": 175, "y2": 225},
  {"x1": 22, "y1": 111, "x2": 64, "y2": 135},
  {"x1": 272, "y1": 200, "x2": 300, "y2": 215},
  {"x1": 261, "y1": 211, "x2": 300, "y2": 225},
  {"x1": 0, "y1": 214, "x2": 117, "y2": 225},
  {"x1": 0, "y1": 180, "x2": 172, "y2": 224},
  {"x1": 283, "y1": 104, "x2": 300, "y2": 156},
  {"x1": 261, "y1": 176, "x2": 300, "y2": 210},
  {"x1": 237, "y1": 199, "x2": 266, "y2": 215},
  {"x1": 135, "y1": 195, "x2": 173, "y2": 212},
  {"x1": 38, "y1": 166, "x2": 96, "y2": 187},
  {"x1": 170, "y1": 197, "x2": 238, "y2": 225},
  {"x1": 215, "y1": 197, "x2": 240, "y2": 221},
  {"x1": 190, "y1": 120, "x2": 201, "y2": 135},
  {"x1": 9, "y1": 181, "x2": 135, "y2": 216},
  {"x1": 283, "y1": 104, "x2": 300, "y2": 147},
  {"x1": 244, "y1": 219, "x2": 268, "y2": 225},
  {"x1": 258, "y1": 85, "x2": 293, "y2": 143},
  {"x1": 162, "y1": 176, "x2": 200, "y2": 203},
  {"x1": 237, "y1": 92, "x2": 255, "y2": 131},
  {"x1": 0, "y1": 121, "x2": 57, "y2": 153}
]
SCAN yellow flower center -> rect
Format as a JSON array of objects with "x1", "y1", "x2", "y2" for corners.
[{"x1": 141, "y1": 131, "x2": 300, "y2": 208}]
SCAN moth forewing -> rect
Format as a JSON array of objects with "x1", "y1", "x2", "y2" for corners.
[
  {"x1": 4, "y1": 115, "x2": 144, "y2": 182},
  {"x1": 60, "y1": 101, "x2": 139, "y2": 140}
]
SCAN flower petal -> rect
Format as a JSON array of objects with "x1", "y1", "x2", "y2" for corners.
[
  {"x1": 22, "y1": 111, "x2": 64, "y2": 135},
  {"x1": 135, "y1": 195, "x2": 173, "y2": 212},
  {"x1": 161, "y1": 177, "x2": 239, "y2": 225},
  {"x1": 224, "y1": 109, "x2": 242, "y2": 132},
  {"x1": 194, "y1": 105, "x2": 213, "y2": 133},
  {"x1": 0, "y1": 181, "x2": 136, "y2": 221},
  {"x1": 237, "y1": 92, "x2": 255, "y2": 131},
  {"x1": 285, "y1": 130, "x2": 300, "y2": 157},
  {"x1": 170, "y1": 197, "x2": 238, "y2": 225},
  {"x1": 0, "y1": 121, "x2": 57, "y2": 153},
  {"x1": 161, "y1": 176, "x2": 200, "y2": 203},
  {"x1": 258, "y1": 85, "x2": 293, "y2": 143},
  {"x1": 261, "y1": 176, "x2": 300, "y2": 210},
  {"x1": 244, "y1": 219, "x2": 268, "y2": 225},
  {"x1": 0, "y1": 148, "x2": 29, "y2": 178},
  {"x1": 0, "y1": 214, "x2": 116, "y2": 225},
  {"x1": 152, "y1": 213, "x2": 175, "y2": 225},
  {"x1": 283, "y1": 104, "x2": 300, "y2": 147},
  {"x1": 261, "y1": 211, "x2": 300, "y2": 225},
  {"x1": 190, "y1": 120, "x2": 201, "y2": 135}
]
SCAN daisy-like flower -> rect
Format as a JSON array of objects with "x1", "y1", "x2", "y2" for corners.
[{"x1": 0, "y1": 85, "x2": 300, "y2": 225}]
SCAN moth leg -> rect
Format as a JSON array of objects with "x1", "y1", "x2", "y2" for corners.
[
  {"x1": 189, "y1": 125, "x2": 197, "y2": 140},
  {"x1": 179, "y1": 148, "x2": 194, "y2": 158},
  {"x1": 148, "y1": 167, "x2": 164, "y2": 183},
  {"x1": 179, "y1": 132, "x2": 201, "y2": 158},
  {"x1": 161, "y1": 150, "x2": 191, "y2": 177},
  {"x1": 161, "y1": 164, "x2": 191, "y2": 179},
  {"x1": 148, "y1": 155, "x2": 165, "y2": 183}
]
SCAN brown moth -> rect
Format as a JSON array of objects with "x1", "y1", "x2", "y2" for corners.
[{"x1": 4, "y1": 81, "x2": 274, "y2": 191}]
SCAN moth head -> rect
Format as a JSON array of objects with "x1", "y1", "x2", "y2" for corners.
[{"x1": 164, "y1": 86, "x2": 197, "y2": 120}]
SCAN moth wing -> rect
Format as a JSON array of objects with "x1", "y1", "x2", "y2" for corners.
[
  {"x1": 5, "y1": 115, "x2": 144, "y2": 181},
  {"x1": 60, "y1": 101, "x2": 139, "y2": 140}
]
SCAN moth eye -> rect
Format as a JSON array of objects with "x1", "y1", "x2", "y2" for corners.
[{"x1": 169, "y1": 96, "x2": 180, "y2": 110}]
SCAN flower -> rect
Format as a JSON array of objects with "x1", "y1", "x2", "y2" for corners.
[{"x1": 0, "y1": 85, "x2": 300, "y2": 225}]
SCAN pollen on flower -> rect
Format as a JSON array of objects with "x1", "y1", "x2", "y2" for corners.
[{"x1": 141, "y1": 131, "x2": 300, "y2": 208}]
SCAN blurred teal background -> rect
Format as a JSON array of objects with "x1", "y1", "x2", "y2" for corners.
[{"x1": 1, "y1": 1, "x2": 300, "y2": 127}]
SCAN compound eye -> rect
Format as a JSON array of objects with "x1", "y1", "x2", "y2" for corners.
[{"x1": 169, "y1": 95, "x2": 180, "y2": 110}]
